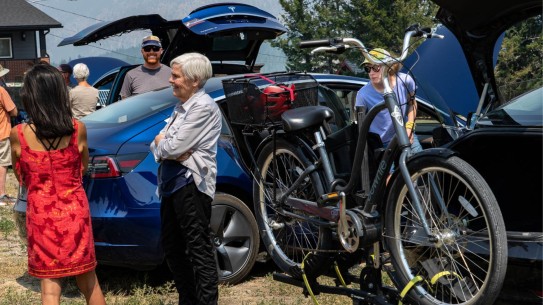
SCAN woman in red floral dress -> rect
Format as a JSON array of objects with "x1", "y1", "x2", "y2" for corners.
[{"x1": 10, "y1": 64, "x2": 105, "y2": 305}]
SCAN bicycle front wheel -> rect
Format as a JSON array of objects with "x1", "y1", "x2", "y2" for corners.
[
  {"x1": 253, "y1": 138, "x2": 332, "y2": 279},
  {"x1": 385, "y1": 155, "x2": 507, "y2": 305}
]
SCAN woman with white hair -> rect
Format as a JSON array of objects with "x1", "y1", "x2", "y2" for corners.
[
  {"x1": 69, "y1": 63, "x2": 99, "y2": 119},
  {"x1": 151, "y1": 52, "x2": 221, "y2": 305}
]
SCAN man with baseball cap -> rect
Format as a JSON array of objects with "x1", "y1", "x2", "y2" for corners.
[
  {"x1": 120, "y1": 35, "x2": 172, "y2": 99},
  {"x1": 58, "y1": 63, "x2": 76, "y2": 89}
]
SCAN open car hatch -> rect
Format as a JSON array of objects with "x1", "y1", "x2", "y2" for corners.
[{"x1": 57, "y1": 3, "x2": 286, "y2": 72}]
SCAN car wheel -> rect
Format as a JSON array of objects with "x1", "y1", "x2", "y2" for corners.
[{"x1": 211, "y1": 192, "x2": 259, "y2": 285}]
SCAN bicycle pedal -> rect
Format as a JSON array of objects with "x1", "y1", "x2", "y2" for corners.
[{"x1": 317, "y1": 192, "x2": 340, "y2": 206}]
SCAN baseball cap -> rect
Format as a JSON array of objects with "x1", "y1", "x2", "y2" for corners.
[
  {"x1": 58, "y1": 64, "x2": 73, "y2": 74},
  {"x1": 0, "y1": 64, "x2": 9, "y2": 78},
  {"x1": 362, "y1": 48, "x2": 391, "y2": 65},
  {"x1": 141, "y1": 35, "x2": 162, "y2": 48}
]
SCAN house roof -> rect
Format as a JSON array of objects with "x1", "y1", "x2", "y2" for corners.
[
  {"x1": 338, "y1": 59, "x2": 364, "y2": 75},
  {"x1": 0, "y1": 0, "x2": 62, "y2": 30}
]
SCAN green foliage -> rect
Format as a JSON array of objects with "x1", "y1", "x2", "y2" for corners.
[
  {"x1": 495, "y1": 15, "x2": 543, "y2": 101},
  {"x1": 273, "y1": 0, "x2": 347, "y2": 73},
  {"x1": 274, "y1": 0, "x2": 438, "y2": 74}
]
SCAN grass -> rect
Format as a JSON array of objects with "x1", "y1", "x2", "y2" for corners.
[
  {"x1": 0, "y1": 171, "x2": 360, "y2": 304},
  {"x1": 0, "y1": 209, "x2": 15, "y2": 239}
]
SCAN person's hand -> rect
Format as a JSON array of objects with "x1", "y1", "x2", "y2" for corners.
[
  {"x1": 176, "y1": 150, "x2": 193, "y2": 162},
  {"x1": 154, "y1": 134, "x2": 165, "y2": 146}
]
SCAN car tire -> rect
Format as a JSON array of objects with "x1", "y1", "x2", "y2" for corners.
[{"x1": 211, "y1": 192, "x2": 259, "y2": 285}]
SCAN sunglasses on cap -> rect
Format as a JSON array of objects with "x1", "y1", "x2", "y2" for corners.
[
  {"x1": 363, "y1": 65, "x2": 382, "y2": 73},
  {"x1": 143, "y1": 46, "x2": 161, "y2": 52}
]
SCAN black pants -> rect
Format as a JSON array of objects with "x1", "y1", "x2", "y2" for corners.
[{"x1": 160, "y1": 182, "x2": 218, "y2": 305}]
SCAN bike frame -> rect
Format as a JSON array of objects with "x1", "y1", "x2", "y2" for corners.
[
  {"x1": 271, "y1": 31, "x2": 441, "y2": 238},
  {"x1": 275, "y1": 73, "x2": 433, "y2": 237}
]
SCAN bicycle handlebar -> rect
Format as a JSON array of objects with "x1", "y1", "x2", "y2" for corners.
[
  {"x1": 298, "y1": 24, "x2": 443, "y2": 65},
  {"x1": 298, "y1": 38, "x2": 341, "y2": 48}
]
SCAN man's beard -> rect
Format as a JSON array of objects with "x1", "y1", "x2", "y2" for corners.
[{"x1": 144, "y1": 55, "x2": 159, "y2": 65}]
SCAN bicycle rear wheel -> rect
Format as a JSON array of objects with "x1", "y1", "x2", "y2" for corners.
[
  {"x1": 253, "y1": 138, "x2": 332, "y2": 279},
  {"x1": 385, "y1": 155, "x2": 507, "y2": 305}
]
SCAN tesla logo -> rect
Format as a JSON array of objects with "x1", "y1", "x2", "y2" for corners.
[{"x1": 228, "y1": 6, "x2": 236, "y2": 12}]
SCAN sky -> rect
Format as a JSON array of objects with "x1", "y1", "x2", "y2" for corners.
[{"x1": 28, "y1": 0, "x2": 285, "y2": 69}]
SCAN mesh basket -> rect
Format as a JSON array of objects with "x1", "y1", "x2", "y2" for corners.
[{"x1": 222, "y1": 72, "x2": 319, "y2": 126}]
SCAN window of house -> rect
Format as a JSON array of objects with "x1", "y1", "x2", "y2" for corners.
[{"x1": 0, "y1": 37, "x2": 12, "y2": 58}]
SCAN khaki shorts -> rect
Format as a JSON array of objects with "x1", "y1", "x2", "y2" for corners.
[{"x1": 0, "y1": 138, "x2": 11, "y2": 167}]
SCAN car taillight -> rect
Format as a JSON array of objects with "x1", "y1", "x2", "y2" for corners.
[
  {"x1": 89, "y1": 156, "x2": 121, "y2": 178},
  {"x1": 89, "y1": 153, "x2": 148, "y2": 179},
  {"x1": 116, "y1": 153, "x2": 148, "y2": 173}
]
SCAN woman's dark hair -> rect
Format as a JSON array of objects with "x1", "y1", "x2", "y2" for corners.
[{"x1": 20, "y1": 63, "x2": 74, "y2": 139}]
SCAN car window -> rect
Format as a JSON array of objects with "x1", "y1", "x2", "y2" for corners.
[
  {"x1": 317, "y1": 82, "x2": 364, "y2": 122},
  {"x1": 495, "y1": 15, "x2": 542, "y2": 103},
  {"x1": 93, "y1": 73, "x2": 117, "y2": 108},
  {"x1": 318, "y1": 86, "x2": 351, "y2": 130},
  {"x1": 480, "y1": 87, "x2": 542, "y2": 126},
  {"x1": 333, "y1": 89, "x2": 358, "y2": 121},
  {"x1": 82, "y1": 91, "x2": 175, "y2": 126}
]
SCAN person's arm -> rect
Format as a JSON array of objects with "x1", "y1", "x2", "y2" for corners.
[
  {"x1": 154, "y1": 103, "x2": 213, "y2": 160},
  {"x1": 9, "y1": 127, "x2": 21, "y2": 184},
  {"x1": 1, "y1": 87, "x2": 17, "y2": 117},
  {"x1": 77, "y1": 121, "x2": 89, "y2": 175},
  {"x1": 403, "y1": 74, "x2": 417, "y2": 141},
  {"x1": 405, "y1": 94, "x2": 417, "y2": 141},
  {"x1": 8, "y1": 106, "x2": 17, "y2": 118}
]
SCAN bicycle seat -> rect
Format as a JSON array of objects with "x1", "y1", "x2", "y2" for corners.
[{"x1": 281, "y1": 105, "x2": 334, "y2": 132}]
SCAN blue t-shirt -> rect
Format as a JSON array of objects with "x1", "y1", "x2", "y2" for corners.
[{"x1": 355, "y1": 73, "x2": 416, "y2": 144}]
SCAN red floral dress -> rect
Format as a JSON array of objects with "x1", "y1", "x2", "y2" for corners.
[{"x1": 16, "y1": 120, "x2": 97, "y2": 278}]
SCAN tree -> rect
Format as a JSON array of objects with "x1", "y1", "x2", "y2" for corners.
[
  {"x1": 494, "y1": 15, "x2": 543, "y2": 101},
  {"x1": 274, "y1": 0, "x2": 438, "y2": 74},
  {"x1": 273, "y1": 0, "x2": 350, "y2": 73}
]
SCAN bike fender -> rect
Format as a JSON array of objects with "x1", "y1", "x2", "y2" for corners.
[
  {"x1": 408, "y1": 147, "x2": 457, "y2": 162},
  {"x1": 254, "y1": 133, "x2": 319, "y2": 161}
]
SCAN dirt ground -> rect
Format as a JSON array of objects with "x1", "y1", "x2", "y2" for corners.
[
  {"x1": 0, "y1": 172, "x2": 349, "y2": 304},
  {"x1": 0, "y1": 172, "x2": 525, "y2": 305}
]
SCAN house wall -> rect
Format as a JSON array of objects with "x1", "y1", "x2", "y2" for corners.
[
  {"x1": 0, "y1": 30, "x2": 40, "y2": 83},
  {"x1": 0, "y1": 31, "x2": 37, "y2": 59}
]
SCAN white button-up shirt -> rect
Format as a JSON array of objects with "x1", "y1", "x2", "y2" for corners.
[{"x1": 150, "y1": 88, "x2": 222, "y2": 199}]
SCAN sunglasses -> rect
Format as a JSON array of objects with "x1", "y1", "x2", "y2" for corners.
[
  {"x1": 363, "y1": 65, "x2": 382, "y2": 73},
  {"x1": 143, "y1": 46, "x2": 161, "y2": 52}
]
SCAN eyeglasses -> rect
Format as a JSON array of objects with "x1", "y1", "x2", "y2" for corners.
[
  {"x1": 363, "y1": 65, "x2": 381, "y2": 73},
  {"x1": 143, "y1": 46, "x2": 161, "y2": 52}
]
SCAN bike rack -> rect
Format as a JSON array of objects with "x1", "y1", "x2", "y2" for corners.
[{"x1": 272, "y1": 272, "x2": 401, "y2": 305}]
